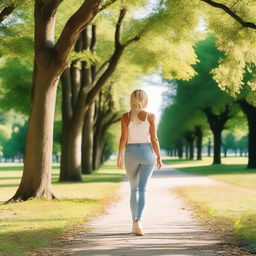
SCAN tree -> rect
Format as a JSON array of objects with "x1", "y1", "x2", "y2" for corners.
[
  {"x1": 0, "y1": 1, "x2": 31, "y2": 23},
  {"x1": 237, "y1": 100, "x2": 256, "y2": 168},
  {"x1": 201, "y1": 0, "x2": 256, "y2": 30},
  {"x1": 92, "y1": 86, "x2": 121, "y2": 170},
  {"x1": 0, "y1": 5, "x2": 15, "y2": 23},
  {"x1": 200, "y1": 0, "x2": 256, "y2": 96},
  {"x1": 59, "y1": 8, "x2": 141, "y2": 180},
  {"x1": 203, "y1": 105, "x2": 234, "y2": 164},
  {"x1": 195, "y1": 125, "x2": 203, "y2": 160},
  {"x1": 180, "y1": 36, "x2": 237, "y2": 164},
  {"x1": 237, "y1": 135, "x2": 248, "y2": 157},
  {"x1": 0, "y1": 58, "x2": 31, "y2": 114},
  {"x1": 2, "y1": 122, "x2": 27, "y2": 161},
  {"x1": 222, "y1": 133, "x2": 236, "y2": 157},
  {"x1": 59, "y1": 0, "x2": 202, "y2": 180},
  {"x1": 6, "y1": 0, "x2": 110, "y2": 202},
  {"x1": 159, "y1": 36, "x2": 237, "y2": 164},
  {"x1": 193, "y1": 1, "x2": 256, "y2": 167},
  {"x1": 0, "y1": 124, "x2": 11, "y2": 144}
]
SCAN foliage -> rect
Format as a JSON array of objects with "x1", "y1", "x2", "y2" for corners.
[
  {"x1": 222, "y1": 133, "x2": 236, "y2": 153},
  {"x1": 200, "y1": 0, "x2": 256, "y2": 97},
  {"x1": 158, "y1": 35, "x2": 237, "y2": 149},
  {"x1": 0, "y1": 3, "x2": 34, "y2": 61},
  {"x1": 2, "y1": 121, "x2": 27, "y2": 158},
  {"x1": 1, "y1": 0, "x2": 256, "y2": 159},
  {"x1": 53, "y1": 120, "x2": 61, "y2": 155},
  {"x1": 0, "y1": 58, "x2": 32, "y2": 114},
  {"x1": 237, "y1": 135, "x2": 248, "y2": 153}
]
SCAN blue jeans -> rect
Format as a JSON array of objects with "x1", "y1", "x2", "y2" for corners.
[{"x1": 124, "y1": 143, "x2": 156, "y2": 220}]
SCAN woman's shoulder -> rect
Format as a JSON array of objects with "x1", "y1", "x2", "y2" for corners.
[
  {"x1": 147, "y1": 112, "x2": 156, "y2": 122},
  {"x1": 121, "y1": 112, "x2": 130, "y2": 122}
]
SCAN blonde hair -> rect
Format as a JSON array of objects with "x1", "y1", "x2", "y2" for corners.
[{"x1": 130, "y1": 89, "x2": 148, "y2": 124}]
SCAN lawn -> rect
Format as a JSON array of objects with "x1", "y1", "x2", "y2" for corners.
[
  {"x1": 0, "y1": 160, "x2": 125, "y2": 256},
  {"x1": 164, "y1": 156, "x2": 256, "y2": 252}
]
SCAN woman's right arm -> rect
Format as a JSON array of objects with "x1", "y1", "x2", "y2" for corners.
[
  {"x1": 117, "y1": 113, "x2": 128, "y2": 169},
  {"x1": 149, "y1": 113, "x2": 163, "y2": 169}
]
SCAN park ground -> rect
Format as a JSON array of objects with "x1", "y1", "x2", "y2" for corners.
[
  {"x1": 0, "y1": 162, "x2": 125, "y2": 256},
  {"x1": 165, "y1": 157, "x2": 256, "y2": 254},
  {"x1": 0, "y1": 157, "x2": 256, "y2": 255}
]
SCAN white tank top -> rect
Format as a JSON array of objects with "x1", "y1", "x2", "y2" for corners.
[{"x1": 127, "y1": 111, "x2": 151, "y2": 143}]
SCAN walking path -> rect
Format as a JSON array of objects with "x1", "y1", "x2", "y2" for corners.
[{"x1": 34, "y1": 165, "x2": 252, "y2": 256}]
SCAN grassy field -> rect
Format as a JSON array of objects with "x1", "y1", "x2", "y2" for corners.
[
  {"x1": 163, "y1": 157, "x2": 256, "y2": 252},
  {"x1": 0, "y1": 160, "x2": 125, "y2": 256}
]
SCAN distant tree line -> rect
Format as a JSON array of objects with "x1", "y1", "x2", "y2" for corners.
[{"x1": 158, "y1": 36, "x2": 255, "y2": 168}]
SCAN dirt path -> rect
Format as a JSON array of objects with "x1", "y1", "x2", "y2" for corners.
[{"x1": 33, "y1": 166, "x2": 253, "y2": 256}]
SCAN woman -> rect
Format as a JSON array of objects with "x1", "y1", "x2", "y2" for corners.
[{"x1": 117, "y1": 89, "x2": 163, "y2": 236}]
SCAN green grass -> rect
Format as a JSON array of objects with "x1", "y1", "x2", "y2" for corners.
[
  {"x1": 164, "y1": 156, "x2": 256, "y2": 189},
  {"x1": 165, "y1": 157, "x2": 256, "y2": 252},
  {"x1": 0, "y1": 160, "x2": 125, "y2": 256}
]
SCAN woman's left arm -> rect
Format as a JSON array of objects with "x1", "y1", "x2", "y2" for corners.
[{"x1": 117, "y1": 114, "x2": 128, "y2": 169}]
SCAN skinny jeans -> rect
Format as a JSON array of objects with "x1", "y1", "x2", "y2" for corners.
[{"x1": 124, "y1": 143, "x2": 155, "y2": 220}]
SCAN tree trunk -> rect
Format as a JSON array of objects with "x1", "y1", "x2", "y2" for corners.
[
  {"x1": 174, "y1": 148, "x2": 177, "y2": 157},
  {"x1": 59, "y1": 70, "x2": 85, "y2": 181},
  {"x1": 207, "y1": 138, "x2": 211, "y2": 156},
  {"x1": 94, "y1": 144, "x2": 104, "y2": 170},
  {"x1": 59, "y1": 64, "x2": 87, "y2": 181},
  {"x1": 239, "y1": 100, "x2": 256, "y2": 168},
  {"x1": 185, "y1": 144, "x2": 189, "y2": 159},
  {"x1": 7, "y1": 72, "x2": 58, "y2": 202},
  {"x1": 93, "y1": 125, "x2": 103, "y2": 170},
  {"x1": 203, "y1": 106, "x2": 231, "y2": 165},
  {"x1": 59, "y1": 66, "x2": 86, "y2": 180},
  {"x1": 65, "y1": 107, "x2": 85, "y2": 181},
  {"x1": 59, "y1": 69, "x2": 74, "y2": 181},
  {"x1": 224, "y1": 148, "x2": 227, "y2": 157},
  {"x1": 185, "y1": 132, "x2": 194, "y2": 160},
  {"x1": 212, "y1": 128, "x2": 222, "y2": 164},
  {"x1": 189, "y1": 139, "x2": 194, "y2": 160},
  {"x1": 176, "y1": 142, "x2": 183, "y2": 159},
  {"x1": 82, "y1": 103, "x2": 95, "y2": 174},
  {"x1": 195, "y1": 126, "x2": 203, "y2": 160}
]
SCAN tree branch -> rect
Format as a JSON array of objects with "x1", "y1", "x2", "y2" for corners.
[
  {"x1": 87, "y1": 46, "x2": 124, "y2": 106},
  {"x1": 90, "y1": 24, "x2": 97, "y2": 51},
  {"x1": 54, "y1": 0, "x2": 102, "y2": 66},
  {"x1": 61, "y1": 68, "x2": 73, "y2": 122},
  {"x1": 95, "y1": 60, "x2": 109, "y2": 77},
  {"x1": 99, "y1": 0, "x2": 118, "y2": 11},
  {"x1": 34, "y1": 0, "x2": 63, "y2": 58},
  {"x1": 102, "y1": 113, "x2": 119, "y2": 131},
  {"x1": 81, "y1": 28, "x2": 92, "y2": 87},
  {"x1": 95, "y1": 8, "x2": 127, "y2": 86},
  {"x1": 115, "y1": 8, "x2": 127, "y2": 47},
  {"x1": 90, "y1": 24, "x2": 97, "y2": 80},
  {"x1": 112, "y1": 115, "x2": 121, "y2": 123},
  {"x1": 123, "y1": 34, "x2": 141, "y2": 47},
  {"x1": 85, "y1": 7, "x2": 142, "y2": 107},
  {"x1": 0, "y1": 4, "x2": 15, "y2": 23},
  {"x1": 95, "y1": 33, "x2": 141, "y2": 77},
  {"x1": 201, "y1": 0, "x2": 256, "y2": 29}
]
